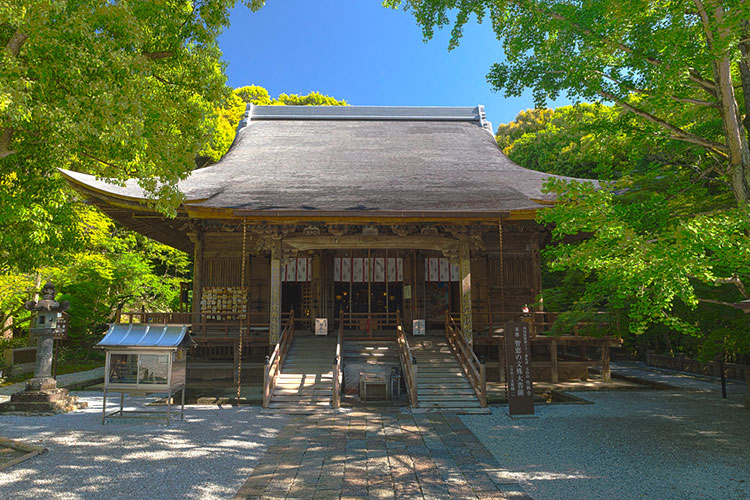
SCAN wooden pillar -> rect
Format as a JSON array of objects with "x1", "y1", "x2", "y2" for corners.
[
  {"x1": 188, "y1": 230, "x2": 204, "y2": 317},
  {"x1": 311, "y1": 252, "x2": 322, "y2": 322},
  {"x1": 459, "y1": 239, "x2": 473, "y2": 344},
  {"x1": 269, "y1": 239, "x2": 282, "y2": 345},
  {"x1": 498, "y1": 338, "x2": 505, "y2": 383},
  {"x1": 601, "y1": 343, "x2": 611, "y2": 382},
  {"x1": 550, "y1": 339, "x2": 559, "y2": 383}
]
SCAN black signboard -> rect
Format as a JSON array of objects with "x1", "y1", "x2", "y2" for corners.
[
  {"x1": 54, "y1": 312, "x2": 69, "y2": 340},
  {"x1": 505, "y1": 322, "x2": 534, "y2": 415}
]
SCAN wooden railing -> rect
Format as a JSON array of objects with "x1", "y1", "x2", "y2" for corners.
[
  {"x1": 473, "y1": 310, "x2": 615, "y2": 338},
  {"x1": 332, "y1": 309, "x2": 344, "y2": 408},
  {"x1": 262, "y1": 309, "x2": 295, "y2": 408},
  {"x1": 445, "y1": 311, "x2": 487, "y2": 407},
  {"x1": 118, "y1": 311, "x2": 294, "y2": 342},
  {"x1": 340, "y1": 311, "x2": 399, "y2": 336},
  {"x1": 396, "y1": 310, "x2": 418, "y2": 407}
]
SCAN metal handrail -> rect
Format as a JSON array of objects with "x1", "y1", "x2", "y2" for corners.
[
  {"x1": 445, "y1": 311, "x2": 486, "y2": 407},
  {"x1": 396, "y1": 310, "x2": 418, "y2": 407},
  {"x1": 262, "y1": 309, "x2": 295, "y2": 408},
  {"x1": 332, "y1": 309, "x2": 344, "y2": 408}
]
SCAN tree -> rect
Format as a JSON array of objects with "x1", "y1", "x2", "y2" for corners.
[
  {"x1": 496, "y1": 103, "x2": 727, "y2": 182},
  {"x1": 386, "y1": 0, "x2": 750, "y2": 204},
  {"x1": 0, "y1": 0, "x2": 265, "y2": 272}
]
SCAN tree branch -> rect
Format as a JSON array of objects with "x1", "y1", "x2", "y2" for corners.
[
  {"x1": 596, "y1": 70, "x2": 719, "y2": 108},
  {"x1": 599, "y1": 90, "x2": 729, "y2": 154},
  {"x1": 80, "y1": 151, "x2": 125, "y2": 172},
  {"x1": 541, "y1": 4, "x2": 717, "y2": 96},
  {"x1": 142, "y1": 51, "x2": 174, "y2": 60},
  {"x1": 0, "y1": 128, "x2": 15, "y2": 159},
  {"x1": 715, "y1": 275, "x2": 750, "y2": 299},
  {"x1": 698, "y1": 298, "x2": 738, "y2": 307},
  {"x1": 6, "y1": 29, "x2": 27, "y2": 57}
]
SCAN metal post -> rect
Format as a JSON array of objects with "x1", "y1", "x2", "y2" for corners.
[
  {"x1": 480, "y1": 355, "x2": 487, "y2": 407},
  {"x1": 262, "y1": 355, "x2": 270, "y2": 408},
  {"x1": 119, "y1": 392, "x2": 124, "y2": 415},
  {"x1": 180, "y1": 386, "x2": 186, "y2": 420}
]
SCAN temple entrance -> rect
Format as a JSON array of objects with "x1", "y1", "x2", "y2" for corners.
[
  {"x1": 332, "y1": 253, "x2": 404, "y2": 334},
  {"x1": 333, "y1": 283, "x2": 403, "y2": 315}
]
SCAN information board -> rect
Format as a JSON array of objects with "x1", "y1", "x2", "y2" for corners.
[
  {"x1": 505, "y1": 322, "x2": 534, "y2": 415},
  {"x1": 54, "y1": 312, "x2": 69, "y2": 340}
]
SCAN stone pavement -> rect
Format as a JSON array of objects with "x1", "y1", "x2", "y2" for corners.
[{"x1": 234, "y1": 409, "x2": 532, "y2": 500}]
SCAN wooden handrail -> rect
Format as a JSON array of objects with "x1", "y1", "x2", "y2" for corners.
[
  {"x1": 262, "y1": 309, "x2": 295, "y2": 408},
  {"x1": 445, "y1": 311, "x2": 487, "y2": 407},
  {"x1": 332, "y1": 309, "x2": 344, "y2": 408},
  {"x1": 395, "y1": 310, "x2": 418, "y2": 407}
]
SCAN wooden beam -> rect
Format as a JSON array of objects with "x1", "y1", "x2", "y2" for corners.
[
  {"x1": 283, "y1": 234, "x2": 459, "y2": 252},
  {"x1": 189, "y1": 230, "x2": 203, "y2": 317},
  {"x1": 269, "y1": 239, "x2": 282, "y2": 345}
]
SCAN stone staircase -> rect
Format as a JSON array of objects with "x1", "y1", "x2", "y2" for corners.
[
  {"x1": 268, "y1": 336, "x2": 337, "y2": 412},
  {"x1": 343, "y1": 341, "x2": 401, "y2": 398},
  {"x1": 410, "y1": 338, "x2": 488, "y2": 413}
]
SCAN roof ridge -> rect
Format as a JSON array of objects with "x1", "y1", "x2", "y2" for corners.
[{"x1": 245, "y1": 103, "x2": 486, "y2": 123}]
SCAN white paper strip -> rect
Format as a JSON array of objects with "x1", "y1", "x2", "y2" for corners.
[
  {"x1": 439, "y1": 258, "x2": 450, "y2": 282},
  {"x1": 450, "y1": 261, "x2": 459, "y2": 282},
  {"x1": 341, "y1": 257, "x2": 351, "y2": 282},
  {"x1": 352, "y1": 257, "x2": 364, "y2": 282}
]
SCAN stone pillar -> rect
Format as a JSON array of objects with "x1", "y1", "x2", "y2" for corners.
[
  {"x1": 459, "y1": 239, "x2": 473, "y2": 344},
  {"x1": 269, "y1": 240, "x2": 282, "y2": 345}
]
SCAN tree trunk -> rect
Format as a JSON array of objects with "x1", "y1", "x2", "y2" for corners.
[
  {"x1": 739, "y1": 21, "x2": 750, "y2": 146},
  {"x1": 713, "y1": 55, "x2": 750, "y2": 204}
]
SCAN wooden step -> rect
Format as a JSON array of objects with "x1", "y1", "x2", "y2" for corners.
[{"x1": 270, "y1": 395, "x2": 331, "y2": 401}]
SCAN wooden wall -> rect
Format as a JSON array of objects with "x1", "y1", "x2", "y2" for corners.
[{"x1": 195, "y1": 223, "x2": 543, "y2": 327}]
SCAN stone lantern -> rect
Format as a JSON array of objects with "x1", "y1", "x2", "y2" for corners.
[{"x1": 0, "y1": 282, "x2": 86, "y2": 414}]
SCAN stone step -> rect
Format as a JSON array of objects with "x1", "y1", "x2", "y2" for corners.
[
  {"x1": 419, "y1": 393, "x2": 478, "y2": 400},
  {"x1": 418, "y1": 401, "x2": 482, "y2": 408},
  {"x1": 268, "y1": 401, "x2": 331, "y2": 408}
]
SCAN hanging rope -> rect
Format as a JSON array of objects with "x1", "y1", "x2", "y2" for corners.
[
  {"x1": 236, "y1": 219, "x2": 247, "y2": 401},
  {"x1": 498, "y1": 220, "x2": 505, "y2": 314}
]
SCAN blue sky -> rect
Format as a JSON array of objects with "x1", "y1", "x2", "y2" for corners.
[{"x1": 218, "y1": 1, "x2": 571, "y2": 128}]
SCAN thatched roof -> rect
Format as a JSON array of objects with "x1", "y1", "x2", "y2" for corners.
[{"x1": 62, "y1": 105, "x2": 594, "y2": 219}]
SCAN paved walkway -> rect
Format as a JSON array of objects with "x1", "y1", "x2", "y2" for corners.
[{"x1": 234, "y1": 410, "x2": 532, "y2": 500}]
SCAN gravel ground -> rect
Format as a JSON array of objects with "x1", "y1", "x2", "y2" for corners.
[
  {"x1": 0, "y1": 392, "x2": 287, "y2": 500},
  {"x1": 461, "y1": 370, "x2": 750, "y2": 500}
]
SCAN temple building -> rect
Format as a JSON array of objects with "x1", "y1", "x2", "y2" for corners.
[{"x1": 62, "y1": 105, "x2": 618, "y2": 411}]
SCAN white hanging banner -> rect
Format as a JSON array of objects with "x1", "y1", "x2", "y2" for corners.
[
  {"x1": 450, "y1": 261, "x2": 459, "y2": 281},
  {"x1": 334, "y1": 257, "x2": 341, "y2": 282},
  {"x1": 439, "y1": 258, "x2": 450, "y2": 282},
  {"x1": 352, "y1": 257, "x2": 364, "y2": 282},
  {"x1": 281, "y1": 258, "x2": 311, "y2": 282},
  {"x1": 341, "y1": 257, "x2": 351, "y2": 282},
  {"x1": 334, "y1": 257, "x2": 404, "y2": 282},
  {"x1": 425, "y1": 257, "x2": 459, "y2": 282},
  {"x1": 374, "y1": 257, "x2": 385, "y2": 282}
]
